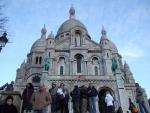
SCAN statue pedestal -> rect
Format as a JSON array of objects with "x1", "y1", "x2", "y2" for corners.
[
  {"x1": 0, "y1": 91, "x2": 22, "y2": 113},
  {"x1": 41, "y1": 71, "x2": 51, "y2": 113},
  {"x1": 41, "y1": 71, "x2": 49, "y2": 89},
  {"x1": 115, "y1": 69, "x2": 129, "y2": 113}
]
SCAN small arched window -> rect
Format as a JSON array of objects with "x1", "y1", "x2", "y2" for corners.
[
  {"x1": 75, "y1": 31, "x2": 81, "y2": 46},
  {"x1": 35, "y1": 56, "x2": 38, "y2": 64},
  {"x1": 61, "y1": 34, "x2": 64, "y2": 38},
  {"x1": 75, "y1": 54, "x2": 83, "y2": 73},
  {"x1": 39, "y1": 57, "x2": 42, "y2": 64},
  {"x1": 107, "y1": 53, "x2": 109, "y2": 58},
  {"x1": 94, "y1": 66, "x2": 98, "y2": 76},
  {"x1": 75, "y1": 38, "x2": 77, "y2": 46},
  {"x1": 92, "y1": 57, "x2": 99, "y2": 64},
  {"x1": 66, "y1": 33, "x2": 70, "y2": 36},
  {"x1": 60, "y1": 66, "x2": 64, "y2": 75}
]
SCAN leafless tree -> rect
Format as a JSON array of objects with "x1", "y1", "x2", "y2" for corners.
[{"x1": 0, "y1": 1, "x2": 8, "y2": 34}]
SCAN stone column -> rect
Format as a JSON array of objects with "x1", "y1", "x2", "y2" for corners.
[{"x1": 99, "y1": 60, "x2": 103, "y2": 76}]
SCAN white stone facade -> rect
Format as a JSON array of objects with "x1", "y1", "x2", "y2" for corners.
[{"x1": 14, "y1": 6, "x2": 147, "y2": 113}]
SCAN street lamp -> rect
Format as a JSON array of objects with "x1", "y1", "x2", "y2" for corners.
[{"x1": 0, "y1": 32, "x2": 8, "y2": 52}]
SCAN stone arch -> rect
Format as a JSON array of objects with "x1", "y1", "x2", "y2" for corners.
[
  {"x1": 72, "y1": 28, "x2": 84, "y2": 45},
  {"x1": 56, "y1": 55, "x2": 68, "y2": 63},
  {"x1": 88, "y1": 55, "x2": 102, "y2": 75},
  {"x1": 98, "y1": 87, "x2": 115, "y2": 113},
  {"x1": 27, "y1": 73, "x2": 42, "y2": 84},
  {"x1": 75, "y1": 30, "x2": 82, "y2": 46},
  {"x1": 72, "y1": 27, "x2": 84, "y2": 35},
  {"x1": 88, "y1": 55, "x2": 101, "y2": 62},
  {"x1": 58, "y1": 57, "x2": 66, "y2": 75}
]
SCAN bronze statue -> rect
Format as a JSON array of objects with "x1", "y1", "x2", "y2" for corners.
[
  {"x1": 43, "y1": 54, "x2": 50, "y2": 71},
  {"x1": 111, "y1": 58, "x2": 118, "y2": 73}
]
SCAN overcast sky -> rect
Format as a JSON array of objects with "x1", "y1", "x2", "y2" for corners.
[{"x1": 0, "y1": 0, "x2": 150, "y2": 98}]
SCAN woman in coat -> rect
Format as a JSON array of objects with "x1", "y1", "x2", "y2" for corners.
[
  {"x1": 0, "y1": 95, "x2": 18, "y2": 113},
  {"x1": 21, "y1": 83, "x2": 34, "y2": 113}
]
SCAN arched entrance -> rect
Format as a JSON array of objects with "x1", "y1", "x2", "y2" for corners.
[{"x1": 98, "y1": 87, "x2": 115, "y2": 113}]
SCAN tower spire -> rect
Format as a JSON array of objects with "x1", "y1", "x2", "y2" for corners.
[
  {"x1": 101, "y1": 25, "x2": 107, "y2": 36},
  {"x1": 41, "y1": 24, "x2": 47, "y2": 38},
  {"x1": 69, "y1": 5, "x2": 75, "y2": 19}
]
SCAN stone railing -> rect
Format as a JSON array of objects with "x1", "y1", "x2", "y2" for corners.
[{"x1": 47, "y1": 75, "x2": 116, "y2": 81}]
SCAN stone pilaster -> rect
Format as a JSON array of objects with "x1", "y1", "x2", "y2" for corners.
[
  {"x1": 41, "y1": 71, "x2": 49, "y2": 89},
  {"x1": 115, "y1": 69, "x2": 129, "y2": 113}
]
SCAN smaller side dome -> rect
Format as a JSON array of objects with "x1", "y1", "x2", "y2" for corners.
[
  {"x1": 30, "y1": 38, "x2": 46, "y2": 52},
  {"x1": 100, "y1": 26, "x2": 118, "y2": 53},
  {"x1": 109, "y1": 41, "x2": 118, "y2": 52},
  {"x1": 30, "y1": 25, "x2": 47, "y2": 52},
  {"x1": 124, "y1": 62, "x2": 135, "y2": 83},
  {"x1": 47, "y1": 31, "x2": 55, "y2": 39},
  {"x1": 124, "y1": 62, "x2": 131, "y2": 73}
]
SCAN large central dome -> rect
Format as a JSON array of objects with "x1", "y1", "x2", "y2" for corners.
[
  {"x1": 56, "y1": 5, "x2": 88, "y2": 37},
  {"x1": 57, "y1": 18, "x2": 87, "y2": 35}
]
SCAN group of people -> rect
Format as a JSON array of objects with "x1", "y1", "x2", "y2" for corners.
[
  {"x1": 0, "y1": 82, "x2": 149, "y2": 113},
  {"x1": 20, "y1": 82, "x2": 99, "y2": 113},
  {"x1": 20, "y1": 82, "x2": 120, "y2": 113}
]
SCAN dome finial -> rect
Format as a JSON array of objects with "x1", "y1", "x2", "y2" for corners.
[
  {"x1": 48, "y1": 31, "x2": 54, "y2": 38},
  {"x1": 101, "y1": 25, "x2": 107, "y2": 35},
  {"x1": 69, "y1": 4, "x2": 75, "y2": 19},
  {"x1": 41, "y1": 24, "x2": 47, "y2": 36}
]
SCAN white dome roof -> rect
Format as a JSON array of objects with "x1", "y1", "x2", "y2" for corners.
[
  {"x1": 109, "y1": 41, "x2": 118, "y2": 52},
  {"x1": 57, "y1": 18, "x2": 88, "y2": 36},
  {"x1": 30, "y1": 38, "x2": 46, "y2": 52},
  {"x1": 100, "y1": 26, "x2": 118, "y2": 53}
]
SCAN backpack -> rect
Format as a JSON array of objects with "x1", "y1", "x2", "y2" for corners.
[{"x1": 131, "y1": 106, "x2": 138, "y2": 113}]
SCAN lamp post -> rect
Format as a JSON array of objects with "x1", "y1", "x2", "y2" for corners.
[{"x1": 0, "y1": 32, "x2": 8, "y2": 52}]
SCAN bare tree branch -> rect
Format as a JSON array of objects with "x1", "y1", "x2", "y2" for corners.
[{"x1": 0, "y1": 0, "x2": 8, "y2": 34}]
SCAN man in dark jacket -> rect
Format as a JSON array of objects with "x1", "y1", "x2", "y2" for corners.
[
  {"x1": 87, "y1": 83, "x2": 98, "y2": 113},
  {"x1": 57, "y1": 83, "x2": 69, "y2": 113},
  {"x1": 80, "y1": 85, "x2": 88, "y2": 113},
  {"x1": 70, "y1": 85, "x2": 80, "y2": 113},
  {"x1": 49, "y1": 82, "x2": 58, "y2": 113},
  {"x1": 21, "y1": 83, "x2": 34, "y2": 113},
  {"x1": 136, "y1": 83, "x2": 149, "y2": 113}
]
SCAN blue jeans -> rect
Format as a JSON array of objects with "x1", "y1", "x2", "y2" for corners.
[
  {"x1": 33, "y1": 109, "x2": 47, "y2": 113},
  {"x1": 138, "y1": 101, "x2": 149, "y2": 113},
  {"x1": 89, "y1": 96, "x2": 97, "y2": 113},
  {"x1": 51, "y1": 96, "x2": 56, "y2": 113}
]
